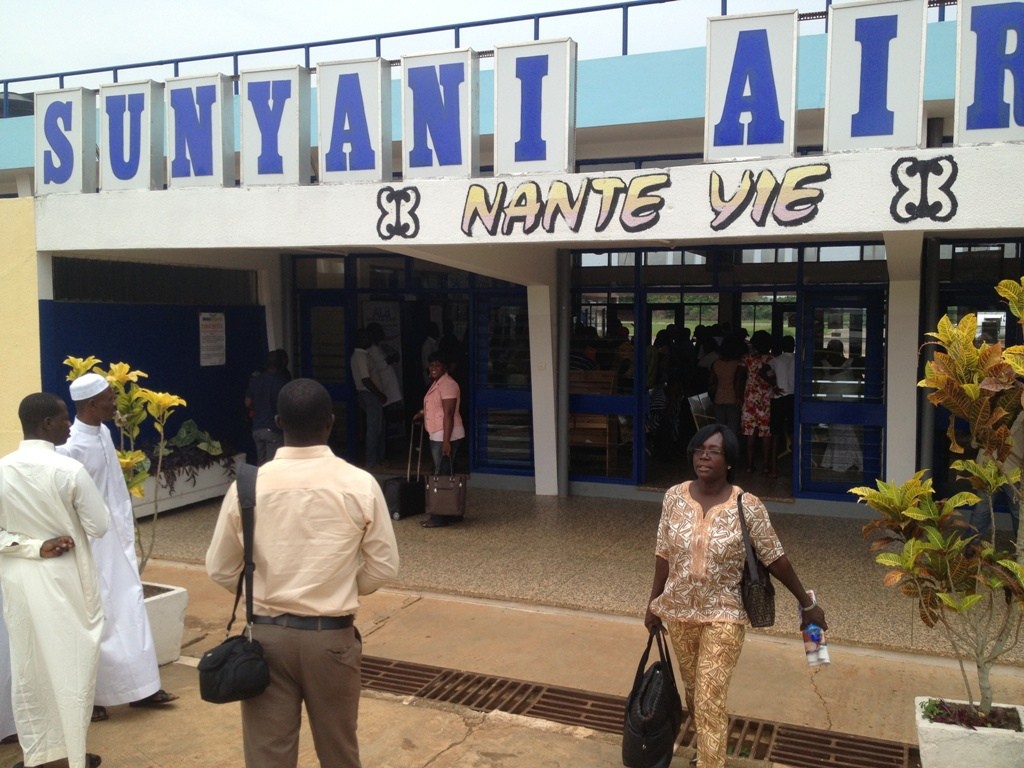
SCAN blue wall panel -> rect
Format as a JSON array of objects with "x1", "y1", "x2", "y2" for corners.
[{"x1": 39, "y1": 301, "x2": 268, "y2": 461}]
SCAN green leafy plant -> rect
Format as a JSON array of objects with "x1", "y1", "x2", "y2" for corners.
[
  {"x1": 852, "y1": 278, "x2": 1024, "y2": 725},
  {"x1": 64, "y1": 357, "x2": 230, "y2": 573}
]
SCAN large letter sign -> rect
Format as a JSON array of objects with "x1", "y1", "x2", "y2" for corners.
[
  {"x1": 99, "y1": 80, "x2": 165, "y2": 191},
  {"x1": 166, "y1": 74, "x2": 234, "y2": 189},
  {"x1": 318, "y1": 58, "x2": 392, "y2": 183},
  {"x1": 240, "y1": 66, "x2": 311, "y2": 186},
  {"x1": 493, "y1": 39, "x2": 577, "y2": 175},
  {"x1": 706, "y1": 10, "x2": 797, "y2": 162},
  {"x1": 402, "y1": 49, "x2": 479, "y2": 179},
  {"x1": 957, "y1": 0, "x2": 1024, "y2": 144},
  {"x1": 34, "y1": 88, "x2": 97, "y2": 195},
  {"x1": 825, "y1": 0, "x2": 926, "y2": 151}
]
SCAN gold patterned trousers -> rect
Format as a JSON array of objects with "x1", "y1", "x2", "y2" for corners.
[{"x1": 667, "y1": 621, "x2": 746, "y2": 768}]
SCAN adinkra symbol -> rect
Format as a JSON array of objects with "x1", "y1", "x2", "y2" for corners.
[
  {"x1": 890, "y1": 156, "x2": 958, "y2": 224},
  {"x1": 376, "y1": 186, "x2": 421, "y2": 240}
]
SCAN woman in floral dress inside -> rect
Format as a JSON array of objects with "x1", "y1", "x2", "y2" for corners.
[{"x1": 740, "y1": 330, "x2": 775, "y2": 474}]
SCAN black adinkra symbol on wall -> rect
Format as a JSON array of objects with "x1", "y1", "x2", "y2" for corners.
[
  {"x1": 890, "y1": 156, "x2": 958, "y2": 223},
  {"x1": 377, "y1": 186, "x2": 421, "y2": 240}
]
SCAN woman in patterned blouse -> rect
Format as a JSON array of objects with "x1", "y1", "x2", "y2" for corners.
[{"x1": 643, "y1": 424, "x2": 827, "y2": 768}]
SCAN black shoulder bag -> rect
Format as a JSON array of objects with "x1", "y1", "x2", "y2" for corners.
[
  {"x1": 622, "y1": 627, "x2": 683, "y2": 768},
  {"x1": 198, "y1": 463, "x2": 271, "y2": 703},
  {"x1": 738, "y1": 491, "x2": 776, "y2": 628}
]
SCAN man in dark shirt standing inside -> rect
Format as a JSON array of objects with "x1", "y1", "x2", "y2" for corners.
[
  {"x1": 207, "y1": 378, "x2": 399, "y2": 768},
  {"x1": 244, "y1": 349, "x2": 291, "y2": 465}
]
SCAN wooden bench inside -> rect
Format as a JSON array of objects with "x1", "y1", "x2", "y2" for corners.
[
  {"x1": 569, "y1": 369, "x2": 617, "y2": 394},
  {"x1": 569, "y1": 413, "x2": 619, "y2": 474}
]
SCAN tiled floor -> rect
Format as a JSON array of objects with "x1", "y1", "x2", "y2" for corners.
[{"x1": 138, "y1": 483, "x2": 1024, "y2": 664}]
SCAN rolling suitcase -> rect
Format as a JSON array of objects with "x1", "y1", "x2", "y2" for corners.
[{"x1": 384, "y1": 424, "x2": 426, "y2": 520}]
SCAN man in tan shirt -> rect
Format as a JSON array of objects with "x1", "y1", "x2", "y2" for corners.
[{"x1": 206, "y1": 378, "x2": 399, "y2": 768}]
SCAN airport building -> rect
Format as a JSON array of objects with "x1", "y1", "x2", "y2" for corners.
[{"x1": 1, "y1": 0, "x2": 1021, "y2": 512}]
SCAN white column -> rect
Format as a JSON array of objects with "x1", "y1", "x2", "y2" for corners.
[
  {"x1": 527, "y1": 283, "x2": 559, "y2": 495},
  {"x1": 883, "y1": 231, "x2": 924, "y2": 484}
]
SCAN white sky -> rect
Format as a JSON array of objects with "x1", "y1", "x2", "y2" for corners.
[{"x1": 2, "y1": 0, "x2": 821, "y2": 89}]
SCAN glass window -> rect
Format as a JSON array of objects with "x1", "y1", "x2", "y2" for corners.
[
  {"x1": 308, "y1": 307, "x2": 346, "y2": 385},
  {"x1": 295, "y1": 257, "x2": 345, "y2": 290},
  {"x1": 410, "y1": 259, "x2": 469, "y2": 289},
  {"x1": 809, "y1": 307, "x2": 867, "y2": 398},
  {"x1": 486, "y1": 303, "x2": 530, "y2": 388},
  {"x1": 356, "y1": 256, "x2": 404, "y2": 289},
  {"x1": 569, "y1": 413, "x2": 633, "y2": 479},
  {"x1": 480, "y1": 408, "x2": 533, "y2": 468}
]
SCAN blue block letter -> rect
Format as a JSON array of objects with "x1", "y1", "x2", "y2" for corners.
[
  {"x1": 407, "y1": 63, "x2": 465, "y2": 168},
  {"x1": 105, "y1": 93, "x2": 145, "y2": 181},
  {"x1": 247, "y1": 80, "x2": 292, "y2": 175},
  {"x1": 713, "y1": 29, "x2": 785, "y2": 147},
  {"x1": 966, "y1": 2, "x2": 1024, "y2": 130},
  {"x1": 851, "y1": 14, "x2": 897, "y2": 137},
  {"x1": 42, "y1": 101, "x2": 75, "y2": 185},
  {"x1": 324, "y1": 73, "x2": 376, "y2": 172},
  {"x1": 514, "y1": 55, "x2": 548, "y2": 162},
  {"x1": 170, "y1": 85, "x2": 217, "y2": 178}
]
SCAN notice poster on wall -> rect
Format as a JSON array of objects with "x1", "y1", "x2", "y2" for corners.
[{"x1": 199, "y1": 312, "x2": 226, "y2": 366}]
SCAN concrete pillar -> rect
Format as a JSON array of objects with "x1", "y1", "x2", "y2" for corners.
[
  {"x1": 528, "y1": 282, "x2": 559, "y2": 495},
  {"x1": 882, "y1": 230, "x2": 924, "y2": 484}
]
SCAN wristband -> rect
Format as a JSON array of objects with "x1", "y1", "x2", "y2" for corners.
[{"x1": 800, "y1": 593, "x2": 817, "y2": 612}]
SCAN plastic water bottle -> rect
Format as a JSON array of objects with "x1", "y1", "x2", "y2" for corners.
[
  {"x1": 802, "y1": 623, "x2": 824, "y2": 665},
  {"x1": 800, "y1": 590, "x2": 830, "y2": 666}
]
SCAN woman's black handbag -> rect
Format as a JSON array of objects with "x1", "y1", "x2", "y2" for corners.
[
  {"x1": 198, "y1": 464, "x2": 271, "y2": 703},
  {"x1": 738, "y1": 492, "x2": 776, "y2": 628},
  {"x1": 622, "y1": 627, "x2": 683, "y2": 768}
]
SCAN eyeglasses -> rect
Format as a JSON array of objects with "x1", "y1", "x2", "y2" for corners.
[{"x1": 692, "y1": 448, "x2": 725, "y2": 458}]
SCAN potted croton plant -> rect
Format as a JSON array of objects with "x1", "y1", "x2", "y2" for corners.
[
  {"x1": 852, "y1": 279, "x2": 1024, "y2": 768},
  {"x1": 64, "y1": 356, "x2": 236, "y2": 662}
]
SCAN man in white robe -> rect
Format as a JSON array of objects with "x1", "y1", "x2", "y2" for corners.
[
  {"x1": 59, "y1": 374, "x2": 176, "y2": 721},
  {"x1": 0, "y1": 392, "x2": 109, "y2": 768},
  {"x1": 0, "y1": 594, "x2": 17, "y2": 743}
]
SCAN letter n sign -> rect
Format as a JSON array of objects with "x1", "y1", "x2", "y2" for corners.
[
  {"x1": 705, "y1": 10, "x2": 797, "y2": 162},
  {"x1": 402, "y1": 48, "x2": 480, "y2": 179},
  {"x1": 34, "y1": 88, "x2": 97, "y2": 195},
  {"x1": 166, "y1": 74, "x2": 234, "y2": 188}
]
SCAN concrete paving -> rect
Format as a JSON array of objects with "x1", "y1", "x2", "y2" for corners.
[
  {"x1": 2, "y1": 558, "x2": 1021, "y2": 767},
  {"x1": 5, "y1": 483, "x2": 1024, "y2": 767}
]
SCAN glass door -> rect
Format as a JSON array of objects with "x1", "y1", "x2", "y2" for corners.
[{"x1": 797, "y1": 289, "x2": 886, "y2": 496}]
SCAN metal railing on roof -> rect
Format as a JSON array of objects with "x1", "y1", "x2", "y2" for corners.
[{"x1": 1, "y1": 0, "x2": 959, "y2": 118}]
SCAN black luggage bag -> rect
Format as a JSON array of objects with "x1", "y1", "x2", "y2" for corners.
[{"x1": 384, "y1": 424, "x2": 425, "y2": 520}]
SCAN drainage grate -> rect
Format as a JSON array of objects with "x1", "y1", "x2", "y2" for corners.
[
  {"x1": 361, "y1": 656, "x2": 919, "y2": 768},
  {"x1": 771, "y1": 725, "x2": 921, "y2": 768}
]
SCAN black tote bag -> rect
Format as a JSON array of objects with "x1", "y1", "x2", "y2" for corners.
[{"x1": 622, "y1": 627, "x2": 683, "y2": 768}]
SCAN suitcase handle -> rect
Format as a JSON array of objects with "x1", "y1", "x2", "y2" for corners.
[{"x1": 406, "y1": 422, "x2": 424, "y2": 482}]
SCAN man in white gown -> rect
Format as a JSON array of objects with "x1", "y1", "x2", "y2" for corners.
[
  {"x1": 0, "y1": 392, "x2": 109, "y2": 768},
  {"x1": 59, "y1": 374, "x2": 176, "y2": 721},
  {"x1": 0, "y1": 594, "x2": 16, "y2": 743}
]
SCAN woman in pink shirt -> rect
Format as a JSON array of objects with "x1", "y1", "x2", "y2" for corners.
[{"x1": 414, "y1": 353, "x2": 466, "y2": 527}]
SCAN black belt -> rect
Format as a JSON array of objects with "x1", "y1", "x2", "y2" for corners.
[{"x1": 252, "y1": 614, "x2": 354, "y2": 631}]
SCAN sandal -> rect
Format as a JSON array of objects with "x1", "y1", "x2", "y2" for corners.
[
  {"x1": 91, "y1": 705, "x2": 108, "y2": 722},
  {"x1": 129, "y1": 689, "x2": 178, "y2": 707},
  {"x1": 13, "y1": 755, "x2": 100, "y2": 768}
]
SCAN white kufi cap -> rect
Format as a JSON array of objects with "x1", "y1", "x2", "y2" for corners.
[{"x1": 69, "y1": 372, "x2": 110, "y2": 401}]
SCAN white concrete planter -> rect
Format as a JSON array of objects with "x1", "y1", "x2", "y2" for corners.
[
  {"x1": 915, "y1": 696, "x2": 1024, "y2": 768},
  {"x1": 132, "y1": 453, "x2": 243, "y2": 519},
  {"x1": 143, "y1": 582, "x2": 189, "y2": 665}
]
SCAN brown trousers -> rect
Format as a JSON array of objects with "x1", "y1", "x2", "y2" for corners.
[
  {"x1": 241, "y1": 624, "x2": 362, "y2": 768},
  {"x1": 667, "y1": 621, "x2": 745, "y2": 768}
]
